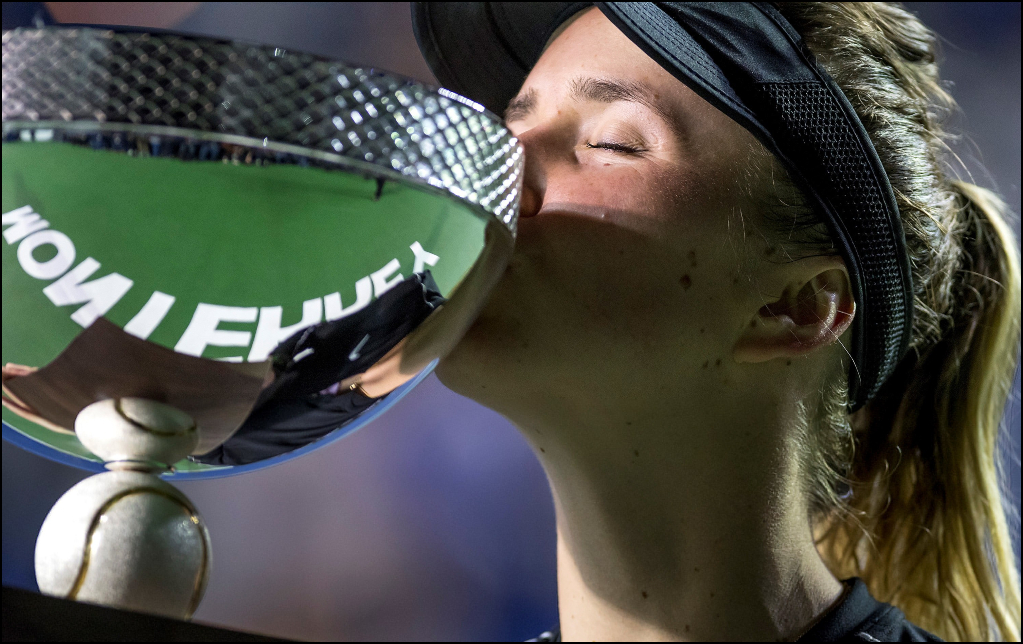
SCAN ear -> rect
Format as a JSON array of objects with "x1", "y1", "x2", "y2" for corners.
[{"x1": 733, "y1": 257, "x2": 855, "y2": 364}]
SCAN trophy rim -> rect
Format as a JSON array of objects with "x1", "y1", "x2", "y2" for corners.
[
  {"x1": 2, "y1": 23, "x2": 512, "y2": 125},
  {"x1": 2, "y1": 25, "x2": 523, "y2": 237}
]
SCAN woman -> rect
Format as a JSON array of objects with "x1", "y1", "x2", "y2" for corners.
[{"x1": 412, "y1": 2, "x2": 1021, "y2": 641}]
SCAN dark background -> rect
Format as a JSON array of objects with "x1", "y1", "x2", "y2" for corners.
[{"x1": 3, "y1": 3, "x2": 1020, "y2": 641}]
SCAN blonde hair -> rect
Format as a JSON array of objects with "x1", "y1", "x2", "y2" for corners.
[{"x1": 750, "y1": 3, "x2": 1021, "y2": 640}]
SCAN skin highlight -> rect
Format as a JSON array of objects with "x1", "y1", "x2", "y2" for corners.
[{"x1": 436, "y1": 8, "x2": 856, "y2": 642}]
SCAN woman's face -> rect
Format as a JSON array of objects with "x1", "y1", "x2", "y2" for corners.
[{"x1": 437, "y1": 8, "x2": 782, "y2": 423}]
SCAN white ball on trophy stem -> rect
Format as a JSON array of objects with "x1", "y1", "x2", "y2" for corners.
[
  {"x1": 34, "y1": 470, "x2": 212, "y2": 620},
  {"x1": 75, "y1": 398, "x2": 199, "y2": 468}
]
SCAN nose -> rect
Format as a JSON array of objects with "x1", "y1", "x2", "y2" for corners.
[
  {"x1": 516, "y1": 130, "x2": 545, "y2": 219},
  {"x1": 518, "y1": 174, "x2": 542, "y2": 219},
  {"x1": 512, "y1": 120, "x2": 575, "y2": 219}
]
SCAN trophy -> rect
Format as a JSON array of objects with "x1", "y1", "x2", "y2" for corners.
[{"x1": 2, "y1": 27, "x2": 521, "y2": 619}]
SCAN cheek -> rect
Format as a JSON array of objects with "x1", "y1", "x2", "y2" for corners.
[
  {"x1": 515, "y1": 175, "x2": 738, "y2": 347},
  {"x1": 552, "y1": 159, "x2": 726, "y2": 233},
  {"x1": 449, "y1": 157, "x2": 749, "y2": 391},
  {"x1": 548, "y1": 162, "x2": 660, "y2": 217}
]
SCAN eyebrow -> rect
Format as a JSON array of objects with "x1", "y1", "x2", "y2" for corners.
[
  {"x1": 504, "y1": 88, "x2": 537, "y2": 123},
  {"x1": 504, "y1": 76, "x2": 685, "y2": 138}
]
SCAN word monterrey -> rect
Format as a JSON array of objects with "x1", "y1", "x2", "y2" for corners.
[{"x1": 2, "y1": 205, "x2": 440, "y2": 363}]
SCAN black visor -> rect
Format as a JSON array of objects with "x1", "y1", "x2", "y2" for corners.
[{"x1": 412, "y1": 2, "x2": 913, "y2": 410}]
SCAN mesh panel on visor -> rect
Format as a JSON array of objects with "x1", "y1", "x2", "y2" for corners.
[{"x1": 756, "y1": 82, "x2": 907, "y2": 401}]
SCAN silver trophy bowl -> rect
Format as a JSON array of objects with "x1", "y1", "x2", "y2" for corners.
[{"x1": 2, "y1": 27, "x2": 522, "y2": 617}]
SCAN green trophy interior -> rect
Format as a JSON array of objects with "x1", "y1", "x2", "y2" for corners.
[{"x1": 2, "y1": 136, "x2": 488, "y2": 468}]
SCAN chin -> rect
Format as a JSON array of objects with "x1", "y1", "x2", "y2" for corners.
[
  {"x1": 436, "y1": 257, "x2": 563, "y2": 409},
  {"x1": 435, "y1": 310, "x2": 510, "y2": 401},
  {"x1": 433, "y1": 353, "x2": 475, "y2": 400},
  {"x1": 436, "y1": 294, "x2": 558, "y2": 419}
]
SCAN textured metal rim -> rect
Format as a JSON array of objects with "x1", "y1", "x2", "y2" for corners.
[{"x1": 2, "y1": 26, "x2": 523, "y2": 237}]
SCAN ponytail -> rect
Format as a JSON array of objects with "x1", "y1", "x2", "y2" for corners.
[
  {"x1": 759, "y1": 4, "x2": 1020, "y2": 638},
  {"x1": 818, "y1": 181, "x2": 1021, "y2": 641}
]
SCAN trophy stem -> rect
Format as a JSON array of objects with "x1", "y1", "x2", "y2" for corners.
[{"x1": 34, "y1": 398, "x2": 212, "y2": 620}]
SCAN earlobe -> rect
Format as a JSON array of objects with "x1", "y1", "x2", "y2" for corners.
[{"x1": 733, "y1": 266, "x2": 855, "y2": 364}]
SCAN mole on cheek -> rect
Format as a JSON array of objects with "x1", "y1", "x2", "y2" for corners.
[{"x1": 680, "y1": 274, "x2": 692, "y2": 290}]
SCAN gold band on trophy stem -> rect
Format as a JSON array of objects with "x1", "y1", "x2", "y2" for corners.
[{"x1": 66, "y1": 486, "x2": 209, "y2": 619}]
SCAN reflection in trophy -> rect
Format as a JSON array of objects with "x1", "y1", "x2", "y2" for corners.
[{"x1": 1, "y1": 27, "x2": 521, "y2": 618}]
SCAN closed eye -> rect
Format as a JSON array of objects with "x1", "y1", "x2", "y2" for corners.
[{"x1": 585, "y1": 141, "x2": 645, "y2": 154}]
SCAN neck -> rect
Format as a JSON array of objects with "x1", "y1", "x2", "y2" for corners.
[{"x1": 520, "y1": 401, "x2": 843, "y2": 641}]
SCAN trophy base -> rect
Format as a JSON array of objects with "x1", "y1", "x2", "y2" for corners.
[{"x1": 3, "y1": 586, "x2": 277, "y2": 641}]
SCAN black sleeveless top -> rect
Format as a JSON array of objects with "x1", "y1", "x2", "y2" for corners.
[{"x1": 529, "y1": 578, "x2": 943, "y2": 642}]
